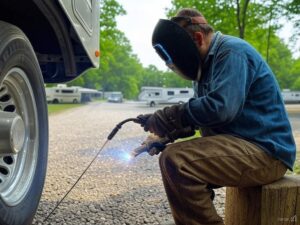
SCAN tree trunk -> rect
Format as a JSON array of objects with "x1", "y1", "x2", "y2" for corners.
[
  {"x1": 225, "y1": 176, "x2": 300, "y2": 225},
  {"x1": 261, "y1": 176, "x2": 300, "y2": 225},
  {"x1": 225, "y1": 186, "x2": 261, "y2": 225}
]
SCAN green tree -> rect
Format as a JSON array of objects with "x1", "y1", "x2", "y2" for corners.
[
  {"x1": 286, "y1": 0, "x2": 300, "y2": 32},
  {"x1": 163, "y1": 71, "x2": 192, "y2": 88},
  {"x1": 140, "y1": 65, "x2": 192, "y2": 88},
  {"x1": 166, "y1": 0, "x2": 298, "y2": 89},
  {"x1": 291, "y1": 58, "x2": 300, "y2": 90},
  {"x1": 71, "y1": 0, "x2": 144, "y2": 99},
  {"x1": 167, "y1": 0, "x2": 276, "y2": 39},
  {"x1": 140, "y1": 65, "x2": 165, "y2": 87}
]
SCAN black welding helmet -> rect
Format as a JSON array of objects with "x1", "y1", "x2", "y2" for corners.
[{"x1": 152, "y1": 18, "x2": 202, "y2": 81}]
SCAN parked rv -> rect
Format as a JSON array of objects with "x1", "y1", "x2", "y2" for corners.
[
  {"x1": 46, "y1": 85, "x2": 101, "y2": 104},
  {"x1": 79, "y1": 87, "x2": 102, "y2": 103},
  {"x1": 138, "y1": 86, "x2": 194, "y2": 107},
  {"x1": 46, "y1": 84, "x2": 81, "y2": 104},
  {"x1": 281, "y1": 89, "x2": 300, "y2": 104}
]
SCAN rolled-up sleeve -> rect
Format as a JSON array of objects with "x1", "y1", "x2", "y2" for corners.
[{"x1": 185, "y1": 50, "x2": 254, "y2": 127}]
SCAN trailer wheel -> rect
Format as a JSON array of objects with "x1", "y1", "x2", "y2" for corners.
[
  {"x1": 150, "y1": 101, "x2": 156, "y2": 107},
  {"x1": 0, "y1": 21, "x2": 48, "y2": 225},
  {"x1": 73, "y1": 99, "x2": 78, "y2": 104},
  {"x1": 52, "y1": 99, "x2": 59, "y2": 104}
]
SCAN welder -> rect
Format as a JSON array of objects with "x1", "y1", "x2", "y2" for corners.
[{"x1": 137, "y1": 8, "x2": 296, "y2": 225}]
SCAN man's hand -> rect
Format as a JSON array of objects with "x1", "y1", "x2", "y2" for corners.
[
  {"x1": 137, "y1": 104, "x2": 190, "y2": 140},
  {"x1": 140, "y1": 126, "x2": 196, "y2": 156}
]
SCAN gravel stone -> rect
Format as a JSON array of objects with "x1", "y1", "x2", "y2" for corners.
[{"x1": 32, "y1": 102, "x2": 226, "y2": 225}]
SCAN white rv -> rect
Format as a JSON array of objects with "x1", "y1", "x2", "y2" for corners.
[
  {"x1": 281, "y1": 89, "x2": 300, "y2": 103},
  {"x1": 138, "y1": 86, "x2": 194, "y2": 107},
  {"x1": 46, "y1": 84, "x2": 81, "y2": 104}
]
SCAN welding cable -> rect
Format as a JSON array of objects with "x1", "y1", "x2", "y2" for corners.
[
  {"x1": 43, "y1": 117, "x2": 142, "y2": 223},
  {"x1": 107, "y1": 118, "x2": 141, "y2": 140}
]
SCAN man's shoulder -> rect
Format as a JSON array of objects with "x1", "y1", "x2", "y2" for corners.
[
  {"x1": 220, "y1": 34, "x2": 253, "y2": 52},
  {"x1": 215, "y1": 33, "x2": 262, "y2": 62}
]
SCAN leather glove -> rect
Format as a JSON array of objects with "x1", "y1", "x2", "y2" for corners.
[
  {"x1": 142, "y1": 134, "x2": 169, "y2": 156},
  {"x1": 133, "y1": 127, "x2": 195, "y2": 156},
  {"x1": 138, "y1": 104, "x2": 189, "y2": 140}
]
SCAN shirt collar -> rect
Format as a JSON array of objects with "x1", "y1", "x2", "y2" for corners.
[{"x1": 204, "y1": 31, "x2": 222, "y2": 64}]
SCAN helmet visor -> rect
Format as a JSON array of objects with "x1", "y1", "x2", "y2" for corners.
[
  {"x1": 152, "y1": 19, "x2": 202, "y2": 81},
  {"x1": 153, "y1": 44, "x2": 197, "y2": 80}
]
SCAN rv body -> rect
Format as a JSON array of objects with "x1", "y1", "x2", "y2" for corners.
[
  {"x1": 282, "y1": 89, "x2": 300, "y2": 104},
  {"x1": 0, "y1": 1, "x2": 100, "y2": 223},
  {"x1": 138, "y1": 86, "x2": 194, "y2": 107},
  {"x1": 46, "y1": 84, "x2": 81, "y2": 104}
]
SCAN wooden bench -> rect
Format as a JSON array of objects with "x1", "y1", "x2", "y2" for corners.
[{"x1": 225, "y1": 175, "x2": 300, "y2": 225}]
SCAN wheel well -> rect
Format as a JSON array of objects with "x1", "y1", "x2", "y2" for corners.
[
  {"x1": 0, "y1": 0, "x2": 92, "y2": 83},
  {"x1": 150, "y1": 101, "x2": 156, "y2": 107}
]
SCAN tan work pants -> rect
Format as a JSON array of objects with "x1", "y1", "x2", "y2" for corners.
[{"x1": 159, "y1": 134, "x2": 287, "y2": 225}]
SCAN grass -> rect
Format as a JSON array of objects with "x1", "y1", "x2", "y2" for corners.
[
  {"x1": 293, "y1": 163, "x2": 300, "y2": 174},
  {"x1": 47, "y1": 104, "x2": 83, "y2": 115},
  {"x1": 291, "y1": 152, "x2": 300, "y2": 175}
]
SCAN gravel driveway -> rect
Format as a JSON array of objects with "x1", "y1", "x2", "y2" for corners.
[{"x1": 32, "y1": 102, "x2": 225, "y2": 225}]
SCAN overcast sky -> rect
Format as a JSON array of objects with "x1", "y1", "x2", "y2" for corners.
[
  {"x1": 116, "y1": 0, "x2": 299, "y2": 71},
  {"x1": 116, "y1": 0, "x2": 171, "y2": 71}
]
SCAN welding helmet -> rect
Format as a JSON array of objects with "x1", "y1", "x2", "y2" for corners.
[{"x1": 152, "y1": 18, "x2": 203, "y2": 81}]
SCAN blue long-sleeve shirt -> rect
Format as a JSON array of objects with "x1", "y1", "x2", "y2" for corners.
[{"x1": 184, "y1": 31, "x2": 296, "y2": 170}]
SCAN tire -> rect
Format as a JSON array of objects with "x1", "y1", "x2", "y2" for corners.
[
  {"x1": 73, "y1": 99, "x2": 78, "y2": 104},
  {"x1": 52, "y1": 99, "x2": 59, "y2": 104},
  {"x1": 0, "y1": 21, "x2": 48, "y2": 225},
  {"x1": 150, "y1": 101, "x2": 156, "y2": 107}
]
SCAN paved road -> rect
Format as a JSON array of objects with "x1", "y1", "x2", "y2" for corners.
[{"x1": 33, "y1": 102, "x2": 300, "y2": 225}]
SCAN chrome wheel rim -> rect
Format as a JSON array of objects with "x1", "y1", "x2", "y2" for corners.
[{"x1": 0, "y1": 67, "x2": 38, "y2": 206}]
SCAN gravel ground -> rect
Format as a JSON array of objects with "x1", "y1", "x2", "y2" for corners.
[{"x1": 33, "y1": 102, "x2": 225, "y2": 225}]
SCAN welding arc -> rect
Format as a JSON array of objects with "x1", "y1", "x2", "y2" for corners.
[
  {"x1": 43, "y1": 118, "x2": 140, "y2": 223},
  {"x1": 43, "y1": 139, "x2": 109, "y2": 223}
]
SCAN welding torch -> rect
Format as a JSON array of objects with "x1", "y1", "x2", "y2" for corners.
[
  {"x1": 107, "y1": 115, "x2": 171, "y2": 157},
  {"x1": 107, "y1": 116, "x2": 195, "y2": 158}
]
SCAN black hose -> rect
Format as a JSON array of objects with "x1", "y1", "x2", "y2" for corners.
[{"x1": 107, "y1": 118, "x2": 141, "y2": 140}]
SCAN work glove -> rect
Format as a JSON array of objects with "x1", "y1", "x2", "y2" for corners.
[
  {"x1": 141, "y1": 134, "x2": 168, "y2": 156},
  {"x1": 140, "y1": 126, "x2": 196, "y2": 156},
  {"x1": 137, "y1": 104, "x2": 191, "y2": 141}
]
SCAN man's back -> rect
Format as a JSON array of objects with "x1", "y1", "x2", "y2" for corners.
[{"x1": 188, "y1": 32, "x2": 296, "y2": 170}]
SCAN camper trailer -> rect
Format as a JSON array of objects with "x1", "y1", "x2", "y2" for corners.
[
  {"x1": 281, "y1": 89, "x2": 300, "y2": 103},
  {"x1": 46, "y1": 84, "x2": 81, "y2": 104},
  {"x1": 46, "y1": 85, "x2": 101, "y2": 103},
  {"x1": 138, "y1": 86, "x2": 194, "y2": 107}
]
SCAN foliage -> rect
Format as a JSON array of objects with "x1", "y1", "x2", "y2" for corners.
[
  {"x1": 70, "y1": 0, "x2": 300, "y2": 98},
  {"x1": 140, "y1": 65, "x2": 192, "y2": 88},
  {"x1": 291, "y1": 59, "x2": 300, "y2": 90},
  {"x1": 286, "y1": 0, "x2": 300, "y2": 31},
  {"x1": 293, "y1": 161, "x2": 300, "y2": 175},
  {"x1": 69, "y1": 0, "x2": 194, "y2": 99},
  {"x1": 166, "y1": 0, "x2": 300, "y2": 90},
  {"x1": 166, "y1": 0, "x2": 272, "y2": 39}
]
